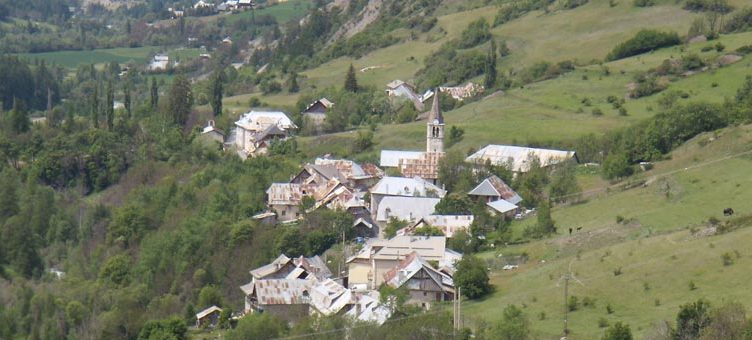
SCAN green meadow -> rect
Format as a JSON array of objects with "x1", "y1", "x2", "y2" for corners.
[{"x1": 19, "y1": 46, "x2": 202, "y2": 69}]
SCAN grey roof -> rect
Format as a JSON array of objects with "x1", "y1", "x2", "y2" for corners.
[
  {"x1": 383, "y1": 252, "x2": 454, "y2": 291},
  {"x1": 468, "y1": 176, "x2": 523, "y2": 204},
  {"x1": 250, "y1": 254, "x2": 292, "y2": 279},
  {"x1": 487, "y1": 199, "x2": 518, "y2": 214},
  {"x1": 380, "y1": 150, "x2": 424, "y2": 167},
  {"x1": 466, "y1": 145, "x2": 576, "y2": 172},
  {"x1": 370, "y1": 176, "x2": 446, "y2": 197}
]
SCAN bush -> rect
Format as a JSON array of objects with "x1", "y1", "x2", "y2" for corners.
[
  {"x1": 633, "y1": 0, "x2": 655, "y2": 7},
  {"x1": 607, "y1": 30, "x2": 681, "y2": 61},
  {"x1": 598, "y1": 317, "x2": 610, "y2": 328},
  {"x1": 592, "y1": 108, "x2": 604, "y2": 116},
  {"x1": 568, "y1": 296, "x2": 579, "y2": 311},
  {"x1": 562, "y1": 0, "x2": 588, "y2": 9},
  {"x1": 602, "y1": 322, "x2": 633, "y2": 340},
  {"x1": 723, "y1": 7, "x2": 752, "y2": 33},
  {"x1": 684, "y1": 0, "x2": 733, "y2": 13},
  {"x1": 454, "y1": 255, "x2": 492, "y2": 299},
  {"x1": 721, "y1": 252, "x2": 734, "y2": 266},
  {"x1": 458, "y1": 18, "x2": 491, "y2": 49}
]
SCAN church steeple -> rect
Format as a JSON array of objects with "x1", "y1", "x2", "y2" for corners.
[{"x1": 427, "y1": 89, "x2": 444, "y2": 153}]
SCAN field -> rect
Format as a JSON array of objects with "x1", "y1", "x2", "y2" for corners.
[
  {"x1": 224, "y1": 0, "x2": 314, "y2": 25},
  {"x1": 20, "y1": 46, "x2": 202, "y2": 69},
  {"x1": 460, "y1": 123, "x2": 752, "y2": 339}
]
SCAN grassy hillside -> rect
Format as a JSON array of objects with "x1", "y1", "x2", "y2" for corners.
[
  {"x1": 20, "y1": 47, "x2": 202, "y2": 69},
  {"x1": 461, "y1": 123, "x2": 752, "y2": 339},
  {"x1": 298, "y1": 30, "x2": 751, "y2": 158}
]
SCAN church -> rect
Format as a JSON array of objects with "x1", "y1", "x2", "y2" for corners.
[{"x1": 379, "y1": 91, "x2": 445, "y2": 184}]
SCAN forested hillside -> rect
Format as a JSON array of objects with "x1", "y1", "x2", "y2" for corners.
[{"x1": 2, "y1": 0, "x2": 752, "y2": 339}]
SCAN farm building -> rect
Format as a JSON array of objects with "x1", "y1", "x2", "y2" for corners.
[
  {"x1": 234, "y1": 111, "x2": 296, "y2": 157},
  {"x1": 302, "y1": 98, "x2": 334, "y2": 129},
  {"x1": 195, "y1": 305, "x2": 222, "y2": 328},
  {"x1": 466, "y1": 145, "x2": 577, "y2": 173},
  {"x1": 468, "y1": 175, "x2": 522, "y2": 204},
  {"x1": 200, "y1": 120, "x2": 225, "y2": 144}
]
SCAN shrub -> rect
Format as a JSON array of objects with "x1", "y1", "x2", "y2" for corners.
[
  {"x1": 592, "y1": 108, "x2": 604, "y2": 116},
  {"x1": 715, "y1": 42, "x2": 725, "y2": 52},
  {"x1": 458, "y1": 18, "x2": 491, "y2": 49},
  {"x1": 568, "y1": 296, "x2": 579, "y2": 311},
  {"x1": 562, "y1": 0, "x2": 588, "y2": 10},
  {"x1": 583, "y1": 296, "x2": 596, "y2": 308},
  {"x1": 689, "y1": 280, "x2": 698, "y2": 290},
  {"x1": 616, "y1": 215, "x2": 625, "y2": 223},
  {"x1": 613, "y1": 267, "x2": 623, "y2": 276},
  {"x1": 684, "y1": 0, "x2": 733, "y2": 13},
  {"x1": 723, "y1": 7, "x2": 752, "y2": 33},
  {"x1": 602, "y1": 322, "x2": 633, "y2": 340},
  {"x1": 721, "y1": 252, "x2": 734, "y2": 266},
  {"x1": 598, "y1": 317, "x2": 610, "y2": 328},
  {"x1": 634, "y1": 0, "x2": 655, "y2": 7},
  {"x1": 607, "y1": 30, "x2": 681, "y2": 61}
]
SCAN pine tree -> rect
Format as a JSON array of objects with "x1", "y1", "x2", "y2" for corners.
[
  {"x1": 91, "y1": 83, "x2": 99, "y2": 128},
  {"x1": 8, "y1": 98, "x2": 30, "y2": 134},
  {"x1": 105, "y1": 80, "x2": 114, "y2": 131},
  {"x1": 288, "y1": 72, "x2": 299, "y2": 93},
  {"x1": 210, "y1": 69, "x2": 224, "y2": 117},
  {"x1": 484, "y1": 40, "x2": 497, "y2": 89},
  {"x1": 167, "y1": 75, "x2": 193, "y2": 126},
  {"x1": 150, "y1": 77, "x2": 159, "y2": 109},
  {"x1": 344, "y1": 64, "x2": 358, "y2": 92}
]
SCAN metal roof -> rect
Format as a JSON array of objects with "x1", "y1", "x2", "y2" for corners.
[
  {"x1": 250, "y1": 254, "x2": 292, "y2": 279},
  {"x1": 370, "y1": 176, "x2": 445, "y2": 197},
  {"x1": 487, "y1": 199, "x2": 519, "y2": 214},
  {"x1": 379, "y1": 150, "x2": 424, "y2": 167},
  {"x1": 235, "y1": 111, "x2": 297, "y2": 132},
  {"x1": 196, "y1": 305, "x2": 222, "y2": 319},
  {"x1": 466, "y1": 145, "x2": 576, "y2": 173},
  {"x1": 371, "y1": 236, "x2": 447, "y2": 261},
  {"x1": 468, "y1": 176, "x2": 523, "y2": 204},
  {"x1": 382, "y1": 252, "x2": 454, "y2": 292},
  {"x1": 375, "y1": 196, "x2": 441, "y2": 222}
]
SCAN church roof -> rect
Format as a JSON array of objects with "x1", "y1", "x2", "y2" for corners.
[{"x1": 428, "y1": 88, "x2": 443, "y2": 124}]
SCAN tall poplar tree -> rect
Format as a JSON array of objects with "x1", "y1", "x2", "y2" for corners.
[
  {"x1": 106, "y1": 80, "x2": 114, "y2": 131},
  {"x1": 484, "y1": 40, "x2": 497, "y2": 89},
  {"x1": 150, "y1": 77, "x2": 159, "y2": 109},
  {"x1": 91, "y1": 83, "x2": 99, "y2": 128},
  {"x1": 167, "y1": 75, "x2": 193, "y2": 126},
  {"x1": 210, "y1": 69, "x2": 224, "y2": 117},
  {"x1": 344, "y1": 64, "x2": 358, "y2": 92}
]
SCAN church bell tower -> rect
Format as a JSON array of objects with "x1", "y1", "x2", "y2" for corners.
[{"x1": 426, "y1": 89, "x2": 444, "y2": 154}]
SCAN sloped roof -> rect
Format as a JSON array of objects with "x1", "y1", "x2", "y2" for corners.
[
  {"x1": 346, "y1": 292, "x2": 391, "y2": 325},
  {"x1": 466, "y1": 145, "x2": 576, "y2": 173},
  {"x1": 266, "y1": 183, "x2": 305, "y2": 206},
  {"x1": 383, "y1": 252, "x2": 454, "y2": 291},
  {"x1": 252, "y1": 279, "x2": 310, "y2": 305},
  {"x1": 308, "y1": 278, "x2": 353, "y2": 316},
  {"x1": 370, "y1": 176, "x2": 445, "y2": 197},
  {"x1": 314, "y1": 158, "x2": 384, "y2": 180},
  {"x1": 295, "y1": 255, "x2": 332, "y2": 280},
  {"x1": 375, "y1": 196, "x2": 440, "y2": 222},
  {"x1": 305, "y1": 98, "x2": 334, "y2": 111},
  {"x1": 487, "y1": 199, "x2": 518, "y2": 214},
  {"x1": 386, "y1": 80, "x2": 408, "y2": 89},
  {"x1": 235, "y1": 111, "x2": 297, "y2": 131},
  {"x1": 380, "y1": 150, "x2": 424, "y2": 167},
  {"x1": 371, "y1": 236, "x2": 447, "y2": 261},
  {"x1": 250, "y1": 254, "x2": 292, "y2": 279},
  {"x1": 468, "y1": 176, "x2": 523, "y2": 204},
  {"x1": 400, "y1": 215, "x2": 474, "y2": 238},
  {"x1": 196, "y1": 305, "x2": 222, "y2": 319},
  {"x1": 427, "y1": 88, "x2": 443, "y2": 124},
  {"x1": 254, "y1": 124, "x2": 287, "y2": 141}
]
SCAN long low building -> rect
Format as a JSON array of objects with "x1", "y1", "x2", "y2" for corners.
[{"x1": 466, "y1": 145, "x2": 577, "y2": 173}]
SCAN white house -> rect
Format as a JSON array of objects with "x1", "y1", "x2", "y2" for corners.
[
  {"x1": 148, "y1": 54, "x2": 170, "y2": 71},
  {"x1": 234, "y1": 111, "x2": 296, "y2": 156}
]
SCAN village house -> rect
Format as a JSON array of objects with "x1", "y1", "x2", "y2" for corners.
[
  {"x1": 398, "y1": 215, "x2": 475, "y2": 238},
  {"x1": 234, "y1": 110, "x2": 296, "y2": 157},
  {"x1": 265, "y1": 183, "x2": 313, "y2": 222},
  {"x1": 237, "y1": 0, "x2": 255, "y2": 9},
  {"x1": 375, "y1": 196, "x2": 441, "y2": 224},
  {"x1": 380, "y1": 93, "x2": 445, "y2": 183},
  {"x1": 302, "y1": 98, "x2": 334, "y2": 130},
  {"x1": 238, "y1": 254, "x2": 390, "y2": 324},
  {"x1": 200, "y1": 120, "x2": 225, "y2": 144},
  {"x1": 193, "y1": 0, "x2": 214, "y2": 9},
  {"x1": 385, "y1": 80, "x2": 422, "y2": 106},
  {"x1": 345, "y1": 292, "x2": 391, "y2": 325},
  {"x1": 195, "y1": 305, "x2": 223, "y2": 328},
  {"x1": 369, "y1": 176, "x2": 445, "y2": 223},
  {"x1": 382, "y1": 252, "x2": 455, "y2": 308},
  {"x1": 438, "y1": 82, "x2": 484, "y2": 101},
  {"x1": 346, "y1": 235, "x2": 460, "y2": 290},
  {"x1": 148, "y1": 54, "x2": 170, "y2": 71},
  {"x1": 468, "y1": 175, "x2": 522, "y2": 204}
]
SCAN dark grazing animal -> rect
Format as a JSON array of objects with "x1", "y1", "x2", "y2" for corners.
[{"x1": 724, "y1": 208, "x2": 734, "y2": 216}]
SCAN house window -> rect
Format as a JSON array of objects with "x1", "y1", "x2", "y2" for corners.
[{"x1": 423, "y1": 292, "x2": 427, "y2": 296}]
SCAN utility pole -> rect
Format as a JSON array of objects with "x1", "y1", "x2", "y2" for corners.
[
  {"x1": 454, "y1": 286, "x2": 462, "y2": 334},
  {"x1": 558, "y1": 260, "x2": 584, "y2": 339}
]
